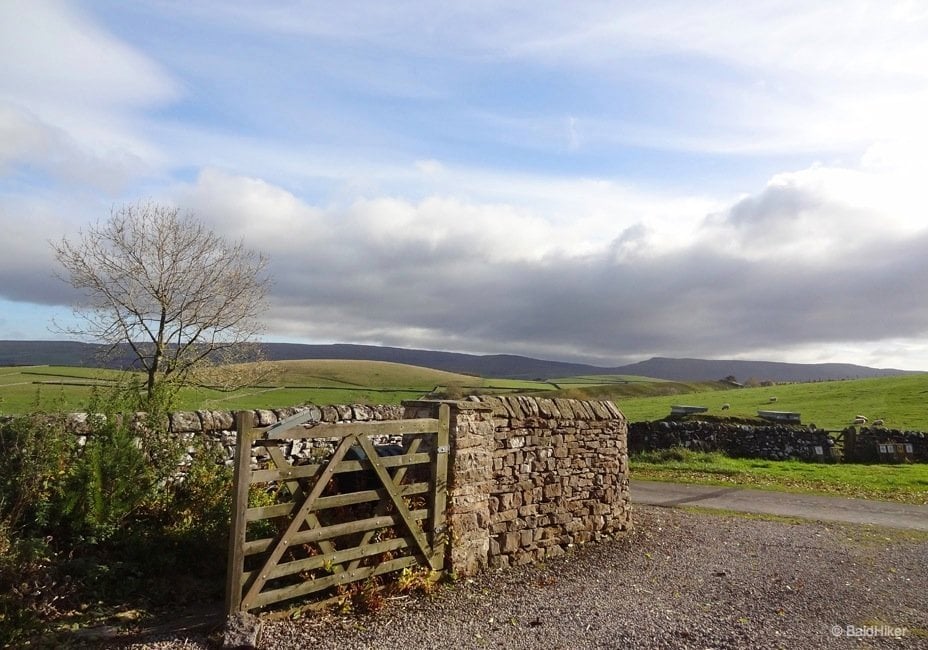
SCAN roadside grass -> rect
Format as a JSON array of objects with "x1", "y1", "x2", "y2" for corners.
[{"x1": 631, "y1": 448, "x2": 928, "y2": 505}]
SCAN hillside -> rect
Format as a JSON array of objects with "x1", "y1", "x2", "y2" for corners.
[
  {"x1": 0, "y1": 340, "x2": 915, "y2": 382},
  {"x1": 614, "y1": 357, "x2": 910, "y2": 382}
]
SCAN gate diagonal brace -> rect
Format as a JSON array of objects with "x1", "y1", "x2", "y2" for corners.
[
  {"x1": 357, "y1": 435, "x2": 440, "y2": 571},
  {"x1": 241, "y1": 434, "x2": 357, "y2": 610},
  {"x1": 264, "y1": 444, "x2": 343, "y2": 571},
  {"x1": 346, "y1": 436, "x2": 423, "y2": 571}
]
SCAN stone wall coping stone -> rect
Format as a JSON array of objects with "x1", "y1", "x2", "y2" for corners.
[{"x1": 401, "y1": 399, "x2": 495, "y2": 411}]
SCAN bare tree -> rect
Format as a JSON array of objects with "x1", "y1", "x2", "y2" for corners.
[{"x1": 53, "y1": 202, "x2": 270, "y2": 401}]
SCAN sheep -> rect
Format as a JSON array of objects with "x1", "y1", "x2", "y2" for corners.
[
  {"x1": 768, "y1": 396, "x2": 778, "y2": 403},
  {"x1": 872, "y1": 418, "x2": 885, "y2": 426},
  {"x1": 855, "y1": 415, "x2": 868, "y2": 423},
  {"x1": 852, "y1": 417, "x2": 866, "y2": 425},
  {"x1": 721, "y1": 403, "x2": 730, "y2": 410}
]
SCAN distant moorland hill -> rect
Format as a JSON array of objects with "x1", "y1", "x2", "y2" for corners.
[{"x1": 0, "y1": 340, "x2": 915, "y2": 383}]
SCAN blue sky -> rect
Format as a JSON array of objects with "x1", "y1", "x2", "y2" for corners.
[{"x1": 2, "y1": 0, "x2": 928, "y2": 369}]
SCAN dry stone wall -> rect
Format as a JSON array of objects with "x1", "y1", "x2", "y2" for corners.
[
  {"x1": 629, "y1": 419, "x2": 836, "y2": 461},
  {"x1": 844, "y1": 426, "x2": 928, "y2": 462},
  {"x1": 48, "y1": 404, "x2": 404, "y2": 467},
  {"x1": 405, "y1": 396, "x2": 631, "y2": 574}
]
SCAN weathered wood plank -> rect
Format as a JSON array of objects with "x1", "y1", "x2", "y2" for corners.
[
  {"x1": 264, "y1": 445, "x2": 342, "y2": 572},
  {"x1": 430, "y1": 403, "x2": 451, "y2": 569},
  {"x1": 241, "y1": 535, "x2": 413, "y2": 584},
  {"x1": 357, "y1": 435, "x2": 437, "y2": 571},
  {"x1": 225, "y1": 411, "x2": 256, "y2": 615},
  {"x1": 346, "y1": 437, "x2": 425, "y2": 572},
  {"x1": 250, "y1": 452, "x2": 431, "y2": 484},
  {"x1": 242, "y1": 508, "x2": 429, "y2": 556},
  {"x1": 251, "y1": 461, "x2": 322, "y2": 484},
  {"x1": 244, "y1": 482, "x2": 430, "y2": 522},
  {"x1": 250, "y1": 555, "x2": 420, "y2": 609}
]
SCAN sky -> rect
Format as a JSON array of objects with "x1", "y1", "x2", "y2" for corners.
[{"x1": 1, "y1": 0, "x2": 928, "y2": 370}]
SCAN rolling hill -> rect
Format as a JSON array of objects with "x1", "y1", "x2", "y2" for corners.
[{"x1": 0, "y1": 340, "x2": 916, "y2": 382}]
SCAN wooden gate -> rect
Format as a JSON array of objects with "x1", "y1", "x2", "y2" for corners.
[{"x1": 225, "y1": 405, "x2": 450, "y2": 614}]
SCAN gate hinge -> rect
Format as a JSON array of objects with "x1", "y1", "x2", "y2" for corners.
[{"x1": 436, "y1": 445, "x2": 450, "y2": 454}]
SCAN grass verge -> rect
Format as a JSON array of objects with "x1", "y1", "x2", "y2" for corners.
[{"x1": 630, "y1": 448, "x2": 928, "y2": 505}]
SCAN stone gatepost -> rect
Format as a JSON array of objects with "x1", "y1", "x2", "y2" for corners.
[{"x1": 403, "y1": 399, "x2": 495, "y2": 576}]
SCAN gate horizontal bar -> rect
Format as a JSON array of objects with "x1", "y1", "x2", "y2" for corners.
[
  {"x1": 243, "y1": 508, "x2": 429, "y2": 556},
  {"x1": 245, "y1": 482, "x2": 430, "y2": 522},
  {"x1": 248, "y1": 555, "x2": 421, "y2": 609},
  {"x1": 265, "y1": 419, "x2": 440, "y2": 440},
  {"x1": 250, "y1": 452, "x2": 431, "y2": 484},
  {"x1": 242, "y1": 535, "x2": 414, "y2": 585}
]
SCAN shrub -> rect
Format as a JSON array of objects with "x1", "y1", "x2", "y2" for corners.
[
  {"x1": 54, "y1": 381, "x2": 182, "y2": 544},
  {"x1": 163, "y1": 434, "x2": 233, "y2": 554},
  {"x1": 58, "y1": 413, "x2": 155, "y2": 542},
  {"x1": 0, "y1": 521, "x2": 64, "y2": 647},
  {"x1": 0, "y1": 413, "x2": 73, "y2": 533},
  {"x1": 0, "y1": 380, "x2": 239, "y2": 642}
]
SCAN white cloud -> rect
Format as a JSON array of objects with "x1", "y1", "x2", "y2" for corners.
[
  {"x1": 415, "y1": 159, "x2": 444, "y2": 175},
  {"x1": 0, "y1": 104, "x2": 148, "y2": 190},
  {"x1": 0, "y1": 0, "x2": 177, "y2": 110},
  {"x1": 141, "y1": 162, "x2": 928, "y2": 366},
  {"x1": 0, "y1": 1, "x2": 177, "y2": 187}
]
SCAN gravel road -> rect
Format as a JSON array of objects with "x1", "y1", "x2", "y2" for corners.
[{"x1": 117, "y1": 505, "x2": 928, "y2": 649}]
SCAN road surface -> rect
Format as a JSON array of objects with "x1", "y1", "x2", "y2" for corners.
[{"x1": 630, "y1": 479, "x2": 928, "y2": 531}]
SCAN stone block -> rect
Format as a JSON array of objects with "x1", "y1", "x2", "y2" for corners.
[
  {"x1": 496, "y1": 508, "x2": 518, "y2": 522},
  {"x1": 351, "y1": 404, "x2": 372, "y2": 420},
  {"x1": 223, "y1": 612, "x2": 262, "y2": 649},
  {"x1": 170, "y1": 410, "x2": 202, "y2": 432},
  {"x1": 501, "y1": 532, "x2": 521, "y2": 554},
  {"x1": 543, "y1": 483, "x2": 562, "y2": 499}
]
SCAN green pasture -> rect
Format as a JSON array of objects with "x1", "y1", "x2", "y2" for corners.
[
  {"x1": 612, "y1": 373, "x2": 928, "y2": 431},
  {"x1": 0, "y1": 360, "x2": 554, "y2": 414},
  {"x1": 3, "y1": 362, "x2": 928, "y2": 433},
  {"x1": 631, "y1": 447, "x2": 928, "y2": 505},
  {"x1": 551, "y1": 379, "x2": 729, "y2": 402},
  {"x1": 0, "y1": 366, "x2": 126, "y2": 414}
]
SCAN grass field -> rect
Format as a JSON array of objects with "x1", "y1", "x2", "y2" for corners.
[
  {"x1": 0, "y1": 360, "x2": 554, "y2": 414},
  {"x1": 551, "y1": 379, "x2": 728, "y2": 401},
  {"x1": 631, "y1": 448, "x2": 928, "y2": 504},
  {"x1": 3, "y1": 362, "x2": 928, "y2": 433},
  {"x1": 611, "y1": 373, "x2": 928, "y2": 430}
]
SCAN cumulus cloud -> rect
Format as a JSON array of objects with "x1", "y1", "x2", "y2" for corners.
[
  {"x1": 0, "y1": 197, "x2": 89, "y2": 306},
  {"x1": 150, "y1": 165, "x2": 928, "y2": 365}
]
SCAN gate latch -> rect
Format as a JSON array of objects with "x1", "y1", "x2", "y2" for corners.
[{"x1": 437, "y1": 445, "x2": 450, "y2": 454}]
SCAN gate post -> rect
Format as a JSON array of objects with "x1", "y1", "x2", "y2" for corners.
[
  {"x1": 225, "y1": 411, "x2": 255, "y2": 616},
  {"x1": 403, "y1": 400, "x2": 495, "y2": 576}
]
